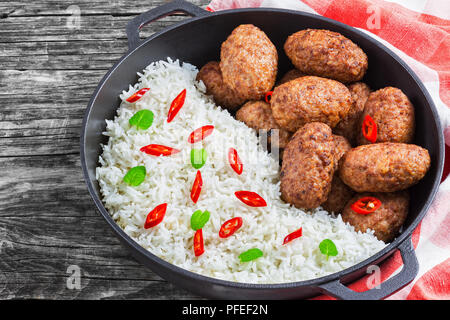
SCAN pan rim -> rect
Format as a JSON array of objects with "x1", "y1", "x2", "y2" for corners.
[{"x1": 80, "y1": 7, "x2": 445, "y2": 291}]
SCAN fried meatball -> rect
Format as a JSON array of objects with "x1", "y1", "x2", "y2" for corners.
[
  {"x1": 340, "y1": 143, "x2": 431, "y2": 192},
  {"x1": 220, "y1": 24, "x2": 278, "y2": 101},
  {"x1": 332, "y1": 134, "x2": 352, "y2": 170},
  {"x1": 358, "y1": 87, "x2": 415, "y2": 145},
  {"x1": 334, "y1": 82, "x2": 371, "y2": 145},
  {"x1": 284, "y1": 29, "x2": 368, "y2": 83},
  {"x1": 196, "y1": 61, "x2": 246, "y2": 111},
  {"x1": 281, "y1": 122, "x2": 336, "y2": 210},
  {"x1": 341, "y1": 191, "x2": 409, "y2": 242},
  {"x1": 277, "y1": 69, "x2": 306, "y2": 85},
  {"x1": 322, "y1": 135, "x2": 355, "y2": 213},
  {"x1": 322, "y1": 176, "x2": 355, "y2": 213},
  {"x1": 271, "y1": 76, "x2": 352, "y2": 132},
  {"x1": 236, "y1": 101, "x2": 292, "y2": 149}
]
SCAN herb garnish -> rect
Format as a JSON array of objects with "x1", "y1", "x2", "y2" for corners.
[
  {"x1": 190, "y1": 148, "x2": 207, "y2": 169},
  {"x1": 123, "y1": 166, "x2": 146, "y2": 186},
  {"x1": 319, "y1": 239, "x2": 338, "y2": 260},
  {"x1": 190, "y1": 210, "x2": 210, "y2": 231},
  {"x1": 129, "y1": 109, "x2": 154, "y2": 130},
  {"x1": 239, "y1": 248, "x2": 263, "y2": 262}
]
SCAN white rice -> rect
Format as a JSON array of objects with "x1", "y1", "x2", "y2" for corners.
[{"x1": 96, "y1": 58, "x2": 386, "y2": 284}]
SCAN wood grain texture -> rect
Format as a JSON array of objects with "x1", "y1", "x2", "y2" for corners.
[{"x1": 0, "y1": 0, "x2": 210, "y2": 299}]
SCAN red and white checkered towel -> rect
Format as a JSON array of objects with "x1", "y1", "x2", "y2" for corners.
[{"x1": 207, "y1": 0, "x2": 450, "y2": 300}]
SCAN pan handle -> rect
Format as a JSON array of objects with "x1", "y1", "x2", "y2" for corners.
[
  {"x1": 126, "y1": 0, "x2": 210, "y2": 50},
  {"x1": 318, "y1": 236, "x2": 419, "y2": 300}
]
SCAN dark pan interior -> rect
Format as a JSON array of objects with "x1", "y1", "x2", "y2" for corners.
[{"x1": 82, "y1": 9, "x2": 443, "y2": 299}]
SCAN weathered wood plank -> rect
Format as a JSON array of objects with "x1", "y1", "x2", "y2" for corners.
[
  {"x1": 1, "y1": 15, "x2": 132, "y2": 42},
  {"x1": 0, "y1": 12, "x2": 205, "y2": 43},
  {"x1": 0, "y1": 7, "x2": 211, "y2": 68},
  {"x1": 0, "y1": 40, "x2": 126, "y2": 70},
  {"x1": 0, "y1": 39, "x2": 126, "y2": 57},
  {"x1": 0, "y1": 70, "x2": 104, "y2": 156},
  {"x1": 0, "y1": 0, "x2": 209, "y2": 17},
  {"x1": 0, "y1": 54, "x2": 123, "y2": 71},
  {"x1": 0, "y1": 70, "x2": 104, "y2": 100}
]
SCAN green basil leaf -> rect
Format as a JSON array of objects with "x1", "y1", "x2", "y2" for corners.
[
  {"x1": 129, "y1": 109, "x2": 154, "y2": 130},
  {"x1": 190, "y1": 210, "x2": 210, "y2": 231},
  {"x1": 190, "y1": 148, "x2": 207, "y2": 169},
  {"x1": 123, "y1": 166, "x2": 146, "y2": 186},
  {"x1": 239, "y1": 248, "x2": 263, "y2": 262},
  {"x1": 319, "y1": 239, "x2": 338, "y2": 260}
]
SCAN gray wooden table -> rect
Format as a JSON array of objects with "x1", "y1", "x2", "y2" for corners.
[{"x1": 0, "y1": 0, "x2": 210, "y2": 299}]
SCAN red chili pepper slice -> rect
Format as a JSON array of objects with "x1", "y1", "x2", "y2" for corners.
[
  {"x1": 140, "y1": 144, "x2": 180, "y2": 156},
  {"x1": 362, "y1": 114, "x2": 377, "y2": 143},
  {"x1": 228, "y1": 148, "x2": 243, "y2": 175},
  {"x1": 235, "y1": 191, "x2": 267, "y2": 207},
  {"x1": 193, "y1": 229, "x2": 204, "y2": 257},
  {"x1": 167, "y1": 89, "x2": 187, "y2": 123},
  {"x1": 282, "y1": 227, "x2": 303, "y2": 245},
  {"x1": 350, "y1": 196, "x2": 382, "y2": 215},
  {"x1": 190, "y1": 170, "x2": 203, "y2": 204},
  {"x1": 188, "y1": 125, "x2": 214, "y2": 144},
  {"x1": 144, "y1": 203, "x2": 167, "y2": 229},
  {"x1": 264, "y1": 91, "x2": 273, "y2": 103},
  {"x1": 126, "y1": 88, "x2": 150, "y2": 103},
  {"x1": 219, "y1": 217, "x2": 243, "y2": 238}
]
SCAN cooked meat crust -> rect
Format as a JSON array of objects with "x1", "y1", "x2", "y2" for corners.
[
  {"x1": 196, "y1": 61, "x2": 246, "y2": 111},
  {"x1": 322, "y1": 135, "x2": 354, "y2": 213},
  {"x1": 284, "y1": 29, "x2": 368, "y2": 83},
  {"x1": 334, "y1": 82, "x2": 371, "y2": 145},
  {"x1": 220, "y1": 24, "x2": 278, "y2": 101},
  {"x1": 271, "y1": 76, "x2": 352, "y2": 132},
  {"x1": 358, "y1": 87, "x2": 415, "y2": 145},
  {"x1": 277, "y1": 69, "x2": 306, "y2": 86},
  {"x1": 331, "y1": 134, "x2": 352, "y2": 170},
  {"x1": 281, "y1": 122, "x2": 336, "y2": 210},
  {"x1": 322, "y1": 176, "x2": 355, "y2": 213},
  {"x1": 341, "y1": 191, "x2": 410, "y2": 242},
  {"x1": 339, "y1": 142, "x2": 431, "y2": 192},
  {"x1": 236, "y1": 101, "x2": 291, "y2": 149}
]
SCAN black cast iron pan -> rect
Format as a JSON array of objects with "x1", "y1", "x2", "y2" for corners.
[{"x1": 81, "y1": 0, "x2": 444, "y2": 299}]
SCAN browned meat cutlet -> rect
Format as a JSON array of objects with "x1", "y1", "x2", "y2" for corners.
[
  {"x1": 277, "y1": 69, "x2": 306, "y2": 86},
  {"x1": 220, "y1": 24, "x2": 278, "y2": 101},
  {"x1": 357, "y1": 87, "x2": 415, "y2": 145},
  {"x1": 284, "y1": 29, "x2": 368, "y2": 83},
  {"x1": 339, "y1": 142, "x2": 430, "y2": 192},
  {"x1": 271, "y1": 76, "x2": 352, "y2": 132},
  {"x1": 331, "y1": 134, "x2": 352, "y2": 171},
  {"x1": 322, "y1": 135, "x2": 355, "y2": 213},
  {"x1": 322, "y1": 176, "x2": 355, "y2": 213},
  {"x1": 280, "y1": 122, "x2": 336, "y2": 210},
  {"x1": 341, "y1": 191, "x2": 409, "y2": 242},
  {"x1": 235, "y1": 100, "x2": 292, "y2": 149},
  {"x1": 196, "y1": 61, "x2": 246, "y2": 112},
  {"x1": 334, "y1": 82, "x2": 371, "y2": 145}
]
